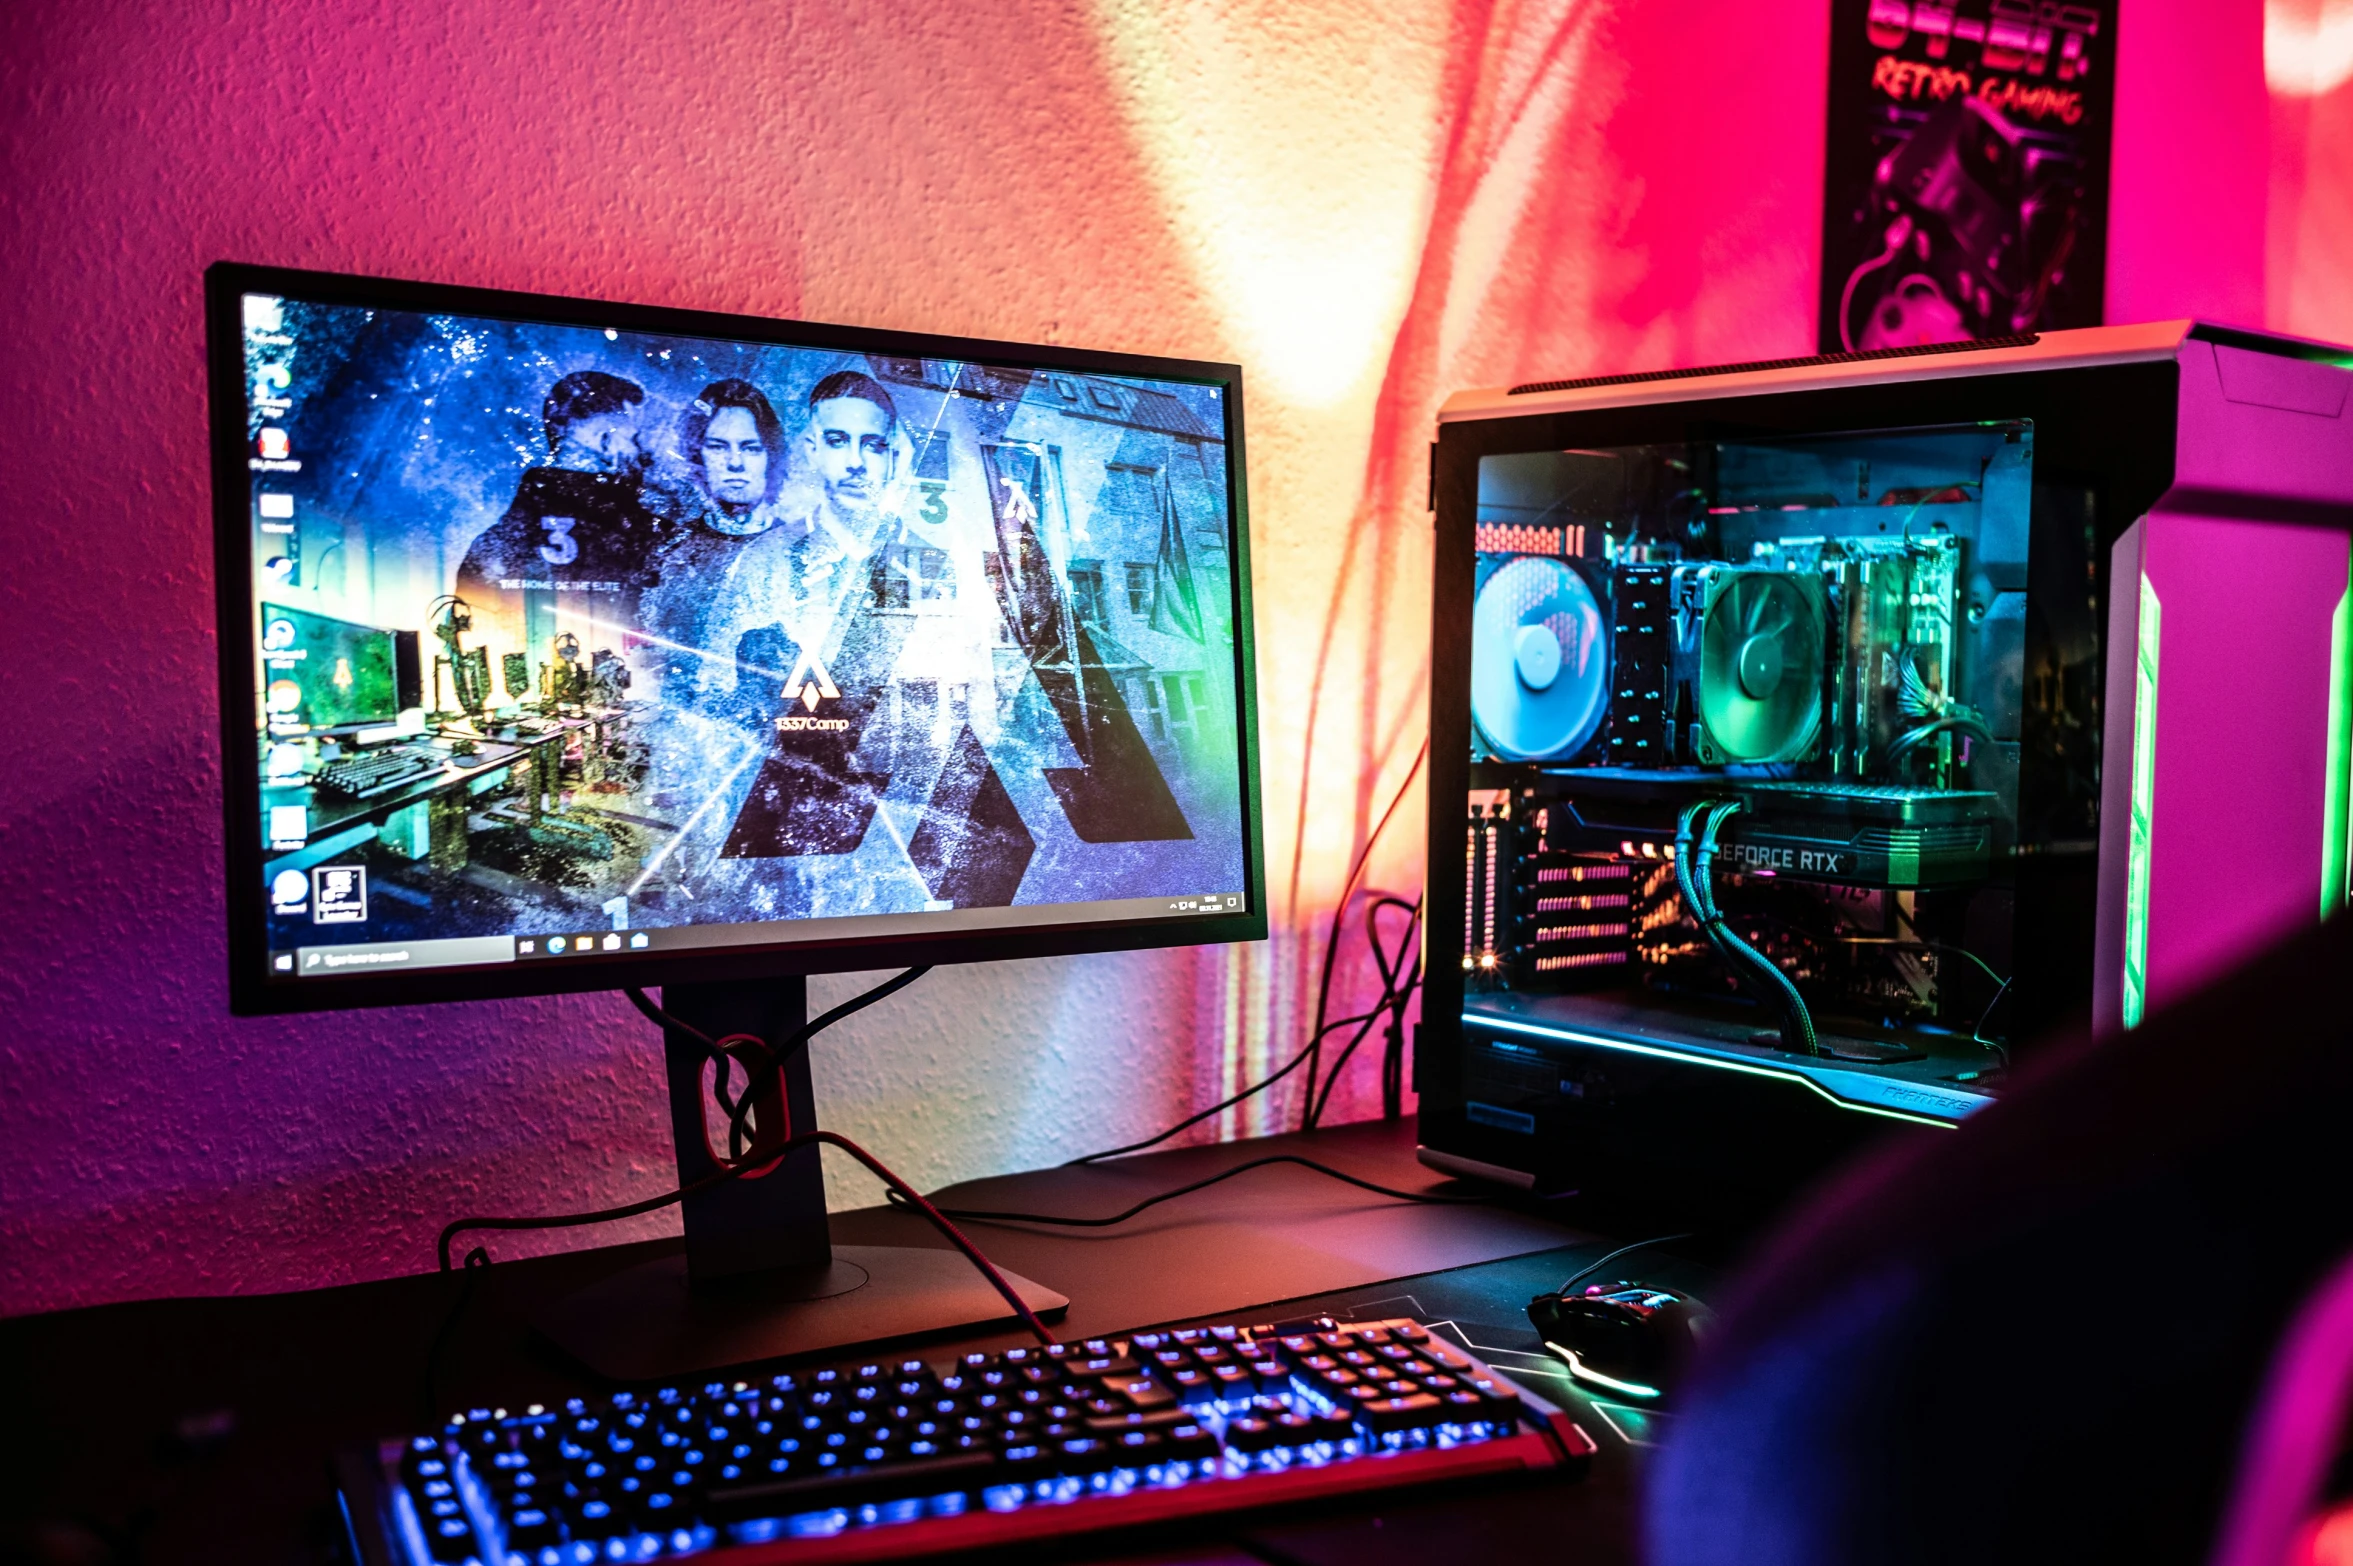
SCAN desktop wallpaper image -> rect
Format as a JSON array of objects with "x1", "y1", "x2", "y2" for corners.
[{"x1": 242, "y1": 297, "x2": 1245, "y2": 964}]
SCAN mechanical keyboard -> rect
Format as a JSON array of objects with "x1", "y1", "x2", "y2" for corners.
[
  {"x1": 316, "y1": 747, "x2": 449, "y2": 799},
  {"x1": 344, "y1": 1315, "x2": 1593, "y2": 1565}
]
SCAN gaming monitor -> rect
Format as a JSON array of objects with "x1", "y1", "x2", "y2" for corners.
[
  {"x1": 207, "y1": 264, "x2": 1265, "y2": 1015},
  {"x1": 258, "y1": 602, "x2": 413, "y2": 730}
]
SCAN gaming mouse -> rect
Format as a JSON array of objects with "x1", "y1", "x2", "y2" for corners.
[{"x1": 1527, "y1": 1280, "x2": 1712, "y2": 1400}]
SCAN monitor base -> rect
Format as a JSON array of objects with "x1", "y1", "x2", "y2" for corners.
[{"x1": 536, "y1": 1244, "x2": 1069, "y2": 1383}]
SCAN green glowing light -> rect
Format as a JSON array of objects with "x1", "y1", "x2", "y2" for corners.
[
  {"x1": 2327, "y1": 577, "x2": 2353, "y2": 920},
  {"x1": 2123, "y1": 574, "x2": 2160, "y2": 1030},
  {"x1": 1468, "y1": 1013, "x2": 1966, "y2": 1128},
  {"x1": 1544, "y1": 1342, "x2": 1663, "y2": 1401}
]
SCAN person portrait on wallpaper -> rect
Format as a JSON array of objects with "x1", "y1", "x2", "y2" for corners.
[
  {"x1": 639, "y1": 378, "x2": 793, "y2": 715},
  {"x1": 781, "y1": 368, "x2": 994, "y2": 750},
  {"x1": 638, "y1": 364, "x2": 1006, "y2": 913},
  {"x1": 681, "y1": 377, "x2": 788, "y2": 531},
  {"x1": 453, "y1": 369, "x2": 671, "y2": 666},
  {"x1": 625, "y1": 368, "x2": 922, "y2": 901}
]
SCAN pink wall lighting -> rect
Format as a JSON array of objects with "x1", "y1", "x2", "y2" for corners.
[{"x1": 2, "y1": 0, "x2": 2350, "y2": 1318}]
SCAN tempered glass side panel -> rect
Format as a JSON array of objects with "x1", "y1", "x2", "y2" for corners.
[{"x1": 1460, "y1": 422, "x2": 2092, "y2": 1062}]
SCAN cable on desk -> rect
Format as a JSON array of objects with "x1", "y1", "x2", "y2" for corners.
[
  {"x1": 1300, "y1": 738, "x2": 1428, "y2": 1131},
  {"x1": 422, "y1": 1245, "x2": 490, "y2": 1426},
  {"x1": 1072, "y1": 881, "x2": 1425, "y2": 1166},
  {"x1": 1306, "y1": 894, "x2": 1422, "y2": 1131},
  {"x1": 1058, "y1": 748, "x2": 1428, "y2": 1167},
  {"x1": 436, "y1": 1127, "x2": 1052, "y2": 1344},
  {"x1": 1554, "y1": 1233, "x2": 1695, "y2": 1295},
  {"x1": 889, "y1": 1153, "x2": 1492, "y2": 1230},
  {"x1": 434, "y1": 968, "x2": 1055, "y2": 1345},
  {"x1": 1060, "y1": 1002, "x2": 1392, "y2": 1168},
  {"x1": 1375, "y1": 898, "x2": 1420, "y2": 1121}
]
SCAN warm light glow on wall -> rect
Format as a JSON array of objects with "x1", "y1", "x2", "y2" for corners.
[
  {"x1": 1091, "y1": 0, "x2": 1451, "y2": 410},
  {"x1": 2268, "y1": 0, "x2": 2353, "y2": 96},
  {"x1": 2270, "y1": 0, "x2": 2353, "y2": 346}
]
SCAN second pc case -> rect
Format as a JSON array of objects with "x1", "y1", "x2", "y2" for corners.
[{"x1": 1419, "y1": 324, "x2": 2353, "y2": 1222}]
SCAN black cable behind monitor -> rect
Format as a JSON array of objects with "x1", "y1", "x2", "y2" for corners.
[
  {"x1": 623, "y1": 969, "x2": 931, "y2": 1162},
  {"x1": 893, "y1": 1153, "x2": 1493, "y2": 1230},
  {"x1": 1307, "y1": 894, "x2": 1423, "y2": 1131},
  {"x1": 1300, "y1": 738, "x2": 1430, "y2": 1129},
  {"x1": 1060, "y1": 905, "x2": 1426, "y2": 1170},
  {"x1": 435, "y1": 790, "x2": 1444, "y2": 1317},
  {"x1": 437, "y1": 1122, "x2": 1051, "y2": 1343},
  {"x1": 1059, "y1": 789, "x2": 1430, "y2": 1167},
  {"x1": 1553, "y1": 1233, "x2": 1695, "y2": 1295},
  {"x1": 431, "y1": 969, "x2": 1056, "y2": 1347},
  {"x1": 1060, "y1": 1000, "x2": 1395, "y2": 1168},
  {"x1": 1374, "y1": 897, "x2": 1421, "y2": 1120}
]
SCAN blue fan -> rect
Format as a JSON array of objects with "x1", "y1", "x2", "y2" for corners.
[{"x1": 1471, "y1": 556, "x2": 1609, "y2": 761}]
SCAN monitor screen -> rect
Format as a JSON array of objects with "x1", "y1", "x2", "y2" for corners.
[
  {"x1": 259, "y1": 602, "x2": 408, "y2": 730},
  {"x1": 214, "y1": 269, "x2": 1259, "y2": 1006}
]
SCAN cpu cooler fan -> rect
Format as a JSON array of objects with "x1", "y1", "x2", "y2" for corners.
[
  {"x1": 1690, "y1": 569, "x2": 1827, "y2": 765},
  {"x1": 1471, "y1": 555, "x2": 1610, "y2": 762}
]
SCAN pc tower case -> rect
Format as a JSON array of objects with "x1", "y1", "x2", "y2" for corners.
[{"x1": 1418, "y1": 324, "x2": 2353, "y2": 1222}]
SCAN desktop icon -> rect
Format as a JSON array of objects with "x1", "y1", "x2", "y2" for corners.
[
  {"x1": 242, "y1": 295, "x2": 284, "y2": 331},
  {"x1": 268, "y1": 804, "x2": 308, "y2": 848},
  {"x1": 258, "y1": 493, "x2": 295, "y2": 520},
  {"x1": 257, "y1": 429, "x2": 290, "y2": 460},
  {"x1": 547, "y1": 936, "x2": 567, "y2": 954},
  {"x1": 270, "y1": 867, "x2": 309, "y2": 912},
  {"x1": 312, "y1": 865, "x2": 367, "y2": 925}
]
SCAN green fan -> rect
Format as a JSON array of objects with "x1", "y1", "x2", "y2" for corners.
[{"x1": 1695, "y1": 569, "x2": 1826, "y2": 764}]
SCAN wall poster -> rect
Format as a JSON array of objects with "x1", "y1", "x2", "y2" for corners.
[{"x1": 1819, "y1": 1, "x2": 2118, "y2": 354}]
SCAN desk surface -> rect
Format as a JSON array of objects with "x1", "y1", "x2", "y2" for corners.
[{"x1": 0, "y1": 1118, "x2": 1718, "y2": 1566}]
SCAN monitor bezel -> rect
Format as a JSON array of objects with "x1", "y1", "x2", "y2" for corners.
[{"x1": 208, "y1": 262, "x2": 1267, "y2": 1016}]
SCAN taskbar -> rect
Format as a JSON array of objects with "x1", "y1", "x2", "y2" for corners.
[{"x1": 273, "y1": 891, "x2": 1248, "y2": 979}]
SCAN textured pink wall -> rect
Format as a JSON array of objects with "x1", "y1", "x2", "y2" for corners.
[
  {"x1": 2111, "y1": 0, "x2": 2272, "y2": 326},
  {"x1": 2268, "y1": 0, "x2": 2353, "y2": 335},
  {"x1": 2, "y1": 0, "x2": 2347, "y2": 1319}
]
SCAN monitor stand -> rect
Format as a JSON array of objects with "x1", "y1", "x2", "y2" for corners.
[{"x1": 535, "y1": 979, "x2": 1067, "y2": 1382}]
